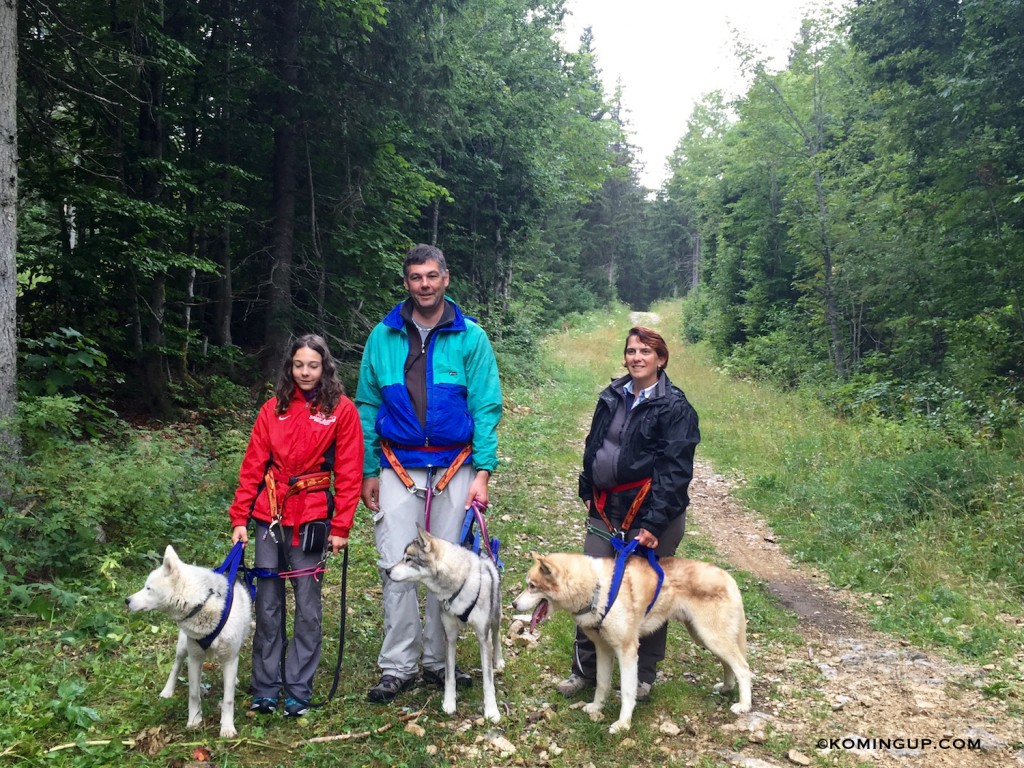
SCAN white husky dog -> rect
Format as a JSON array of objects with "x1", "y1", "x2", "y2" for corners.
[
  {"x1": 387, "y1": 526, "x2": 505, "y2": 722},
  {"x1": 126, "y1": 544, "x2": 252, "y2": 738}
]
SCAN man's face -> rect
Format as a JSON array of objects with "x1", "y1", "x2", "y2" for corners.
[{"x1": 403, "y1": 258, "x2": 450, "y2": 317}]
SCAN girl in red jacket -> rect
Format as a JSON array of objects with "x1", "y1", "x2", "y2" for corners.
[{"x1": 229, "y1": 334, "x2": 363, "y2": 717}]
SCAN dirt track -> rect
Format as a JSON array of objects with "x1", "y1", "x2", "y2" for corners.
[{"x1": 687, "y1": 461, "x2": 1024, "y2": 767}]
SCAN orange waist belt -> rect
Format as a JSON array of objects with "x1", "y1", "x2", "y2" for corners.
[
  {"x1": 265, "y1": 470, "x2": 332, "y2": 525},
  {"x1": 380, "y1": 439, "x2": 472, "y2": 494},
  {"x1": 592, "y1": 477, "x2": 652, "y2": 536}
]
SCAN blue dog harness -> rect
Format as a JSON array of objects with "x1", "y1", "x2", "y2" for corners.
[
  {"x1": 198, "y1": 541, "x2": 246, "y2": 650},
  {"x1": 601, "y1": 538, "x2": 664, "y2": 620}
]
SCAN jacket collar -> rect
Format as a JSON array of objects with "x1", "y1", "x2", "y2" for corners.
[
  {"x1": 606, "y1": 370, "x2": 670, "y2": 402},
  {"x1": 383, "y1": 297, "x2": 465, "y2": 333}
]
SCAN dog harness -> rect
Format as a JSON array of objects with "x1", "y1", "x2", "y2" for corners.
[{"x1": 195, "y1": 541, "x2": 246, "y2": 650}]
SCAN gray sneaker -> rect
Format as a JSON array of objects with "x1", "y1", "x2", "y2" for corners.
[
  {"x1": 556, "y1": 673, "x2": 594, "y2": 697},
  {"x1": 636, "y1": 680, "x2": 653, "y2": 702}
]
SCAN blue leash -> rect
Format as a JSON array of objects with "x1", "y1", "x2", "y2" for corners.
[
  {"x1": 459, "y1": 500, "x2": 504, "y2": 571},
  {"x1": 199, "y1": 541, "x2": 246, "y2": 649}
]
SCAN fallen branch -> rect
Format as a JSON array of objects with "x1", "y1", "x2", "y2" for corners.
[
  {"x1": 293, "y1": 698, "x2": 431, "y2": 747},
  {"x1": 46, "y1": 739, "x2": 136, "y2": 754}
]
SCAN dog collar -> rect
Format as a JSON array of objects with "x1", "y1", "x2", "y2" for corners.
[
  {"x1": 574, "y1": 585, "x2": 604, "y2": 623},
  {"x1": 182, "y1": 588, "x2": 216, "y2": 620},
  {"x1": 442, "y1": 580, "x2": 481, "y2": 624}
]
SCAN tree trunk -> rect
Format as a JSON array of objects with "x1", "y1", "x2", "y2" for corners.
[
  {"x1": 0, "y1": 0, "x2": 20, "y2": 474},
  {"x1": 690, "y1": 232, "x2": 700, "y2": 292},
  {"x1": 134, "y1": 1, "x2": 173, "y2": 416},
  {"x1": 264, "y1": 0, "x2": 300, "y2": 374},
  {"x1": 211, "y1": 0, "x2": 234, "y2": 348}
]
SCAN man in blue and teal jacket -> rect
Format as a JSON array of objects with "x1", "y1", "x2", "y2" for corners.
[{"x1": 356, "y1": 244, "x2": 503, "y2": 703}]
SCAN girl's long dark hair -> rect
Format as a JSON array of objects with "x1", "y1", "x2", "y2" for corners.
[{"x1": 274, "y1": 334, "x2": 345, "y2": 415}]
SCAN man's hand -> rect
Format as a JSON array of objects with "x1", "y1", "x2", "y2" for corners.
[
  {"x1": 361, "y1": 477, "x2": 380, "y2": 512},
  {"x1": 231, "y1": 525, "x2": 248, "y2": 545},
  {"x1": 464, "y1": 469, "x2": 491, "y2": 509}
]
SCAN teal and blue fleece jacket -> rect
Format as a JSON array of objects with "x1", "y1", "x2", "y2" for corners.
[{"x1": 356, "y1": 297, "x2": 503, "y2": 478}]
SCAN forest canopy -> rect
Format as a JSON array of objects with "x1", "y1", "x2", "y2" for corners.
[{"x1": 10, "y1": 0, "x2": 1024, "y2": 442}]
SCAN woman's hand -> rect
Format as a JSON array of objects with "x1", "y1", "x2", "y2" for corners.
[
  {"x1": 231, "y1": 525, "x2": 248, "y2": 545},
  {"x1": 329, "y1": 535, "x2": 348, "y2": 555},
  {"x1": 635, "y1": 528, "x2": 659, "y2": 549}
]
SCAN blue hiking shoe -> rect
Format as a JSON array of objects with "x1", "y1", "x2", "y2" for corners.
[
  {"x1": 283, "y1": 697, "x2": 309, "y2": 717},
  {"x1": 249, "y1": 696, "x2": 277, "y2": 715}
]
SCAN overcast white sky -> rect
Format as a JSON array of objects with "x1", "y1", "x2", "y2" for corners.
[{"x1": 559, "y1": 0, "x2": 823, "y2": 189}]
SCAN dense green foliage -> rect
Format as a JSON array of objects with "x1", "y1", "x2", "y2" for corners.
[
  {"x1": 657, "y1": 1, "x2": 1024, "y2": 437},
  {"x1": 14, "y1": 0, "x2": 640, "y2": 414}
]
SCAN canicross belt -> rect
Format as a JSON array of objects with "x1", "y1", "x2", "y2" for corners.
[
  {"x1": 592, "y1": 477, "x2": 652, "y2": 538},
  {"x1": 264, "y1": 470, "x2": 332, "y2": 545},
  {"x1": 380, "y1": 439, "x2": 473, "y2": 496}
]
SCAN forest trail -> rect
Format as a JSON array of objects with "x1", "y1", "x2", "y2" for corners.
[{"x1": 685, "y1": 460, "x2": 1024, "y2": 767}]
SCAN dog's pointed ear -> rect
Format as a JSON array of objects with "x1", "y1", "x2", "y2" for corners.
[
  {"x1": 416, "y1": 523, "x2": 432, "y2": 550},
  {"x1": 537, "y1": 555, "x2": 554, "y2": 579},
  {"x1": 162, "y1": 544, "x2": 180, "y2": 572}
]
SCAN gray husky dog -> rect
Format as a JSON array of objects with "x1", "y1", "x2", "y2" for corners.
[
  {"x1": 387, "y1": 525, "x2": 504, "y2": 722},
  {"x1": 126, "y1": 545, "x2": 252, "y2": 738}
]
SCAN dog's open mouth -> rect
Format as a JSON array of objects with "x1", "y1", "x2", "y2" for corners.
[{"x1": 528, "y1": 599, "x2": 550, "y2": 633}]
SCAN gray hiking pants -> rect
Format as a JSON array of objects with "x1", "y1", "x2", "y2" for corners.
[
  {"x1": 570, "y1": 513, "x2": 687, "y2": 685},
  {"x1": 373, "y1": 466, "x2": 475, "y2": 680},
  {"x1": 251, "y1": 523, "x2": 325, "y2": 702}
]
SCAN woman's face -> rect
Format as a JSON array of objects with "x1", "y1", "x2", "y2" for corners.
[
  {"x1": 623, "y1": 335, "x2": 665, "y2": 390},
  {"x1": 291, "y1": 346, "x2": 324, "y2": 392}
]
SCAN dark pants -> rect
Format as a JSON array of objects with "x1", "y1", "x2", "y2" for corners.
[
  {"x1": 570, "y1": 513, "x2": 686, "y2": 685},
  {"x1": 251, "y1": 523, "x2": 325, "y2": 702}
]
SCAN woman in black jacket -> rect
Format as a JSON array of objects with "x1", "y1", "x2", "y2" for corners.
[{"x1": 557, "y1": 326, "x2": 701, "y2": 702}]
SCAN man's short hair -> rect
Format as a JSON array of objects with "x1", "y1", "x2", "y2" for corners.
[{"x1": 404, "y1": 244, "x2": 447, "y2": 275}]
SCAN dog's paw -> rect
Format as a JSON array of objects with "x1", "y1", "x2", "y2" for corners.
[
  {"x1": 186, "y1": 717, "x2": 204, "y2": 730},
  {"x1": 494, "y1": 659, "x2": 506, "y2": 673},
  {"x1": 442, "y1": 698, "x2": 457, "y2": 716},
  {"x1": 712, "y1": 681, "x2": 735, "y2": 694},
  {"x1": 484, "y1": 708, "x2": 501, "y2": 723},
  {"x1": 609, "y1": 719, "x2": 632, "y2": 734},
  {"x1": 583, "y1": 703, "x2": 604, "y2": 721},
  {"x1": 159, "y1": 687, "x2": 175, "y2": 699},
  {"x1": 220, "y1": 725, "x2": 238, "y2": 739},
  {"x1": 730, "y1": 702, "x2": 751, "y2": 715}
]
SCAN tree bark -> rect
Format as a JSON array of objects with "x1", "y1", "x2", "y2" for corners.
[
  {"x1": 264, "y1": 0, "x2": 300, "y2": 374},
  {"x1": 0, "y1": 0, "x2": 20, "y2": 471},
  {"x1": 137, "y1": 9, "x2": 173, "y2": 417}
]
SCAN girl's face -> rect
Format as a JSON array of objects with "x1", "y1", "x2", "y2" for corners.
[
  {"x1": 623, "y1": 335, "x2": 665, "y2": 390},
  {"x1": 291, "y1": 346, "x2": 324, "y2": 392}
]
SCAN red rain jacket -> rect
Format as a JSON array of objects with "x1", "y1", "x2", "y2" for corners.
[{"x1": 228, "y1": 389, "x2": 364, "y2": 541}]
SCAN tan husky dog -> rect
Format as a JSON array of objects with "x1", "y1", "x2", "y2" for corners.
[{"x1": 513, "y1": 551, "x2": 751, "y2": 733}]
